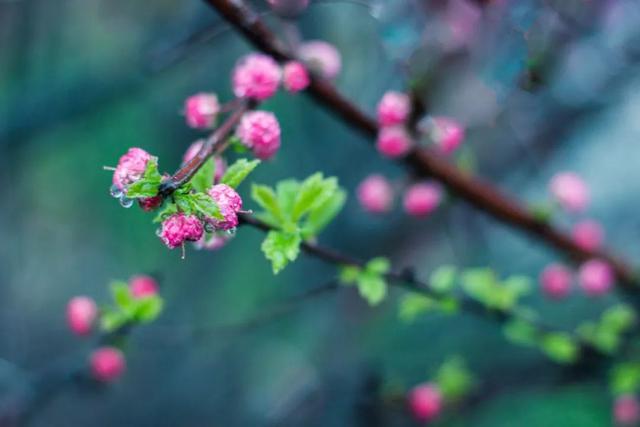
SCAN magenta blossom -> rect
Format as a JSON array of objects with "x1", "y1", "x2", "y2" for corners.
[
  {"x1": 129, "y1": 275, "x2": 159, "y2": 298},
  {"x1": 549, "y1": 172, "x2": 590, "y2": 213},
  {"x1": 403, "y1": 182, "x2": 442, "y2": 217},
  {"x1": 430, "y1": 116, "x2": 465, "y2": 154},
  {"x1": 283, "y1": 61, "x2": 310, "y2": 93},
  {"x1": 298, "y1": 40, "x2": 342, "y2": 80},
  {"x1": 236, "y1": 111, "x2": 281, "y2": 160},
  {"x1": 112, "y1": 148, "x2": 152, "y2": 190},
  {"x1": 90, "y1": 347, "x2": 126, "y2": 382},
  {"x1": 614, "y1": 395, "x2": 640, "y2": 426},
  {"x1": 408, "y1": 383, "x2": 443, "y2": 422},
  {"x1": 578, "y1": 259, "x2": 614, "y2": 296},
  {"x1": 539, "y1": 263, "x2": 572, "y2": 299},
  {"x1": 357, "y1": 174, "x2": 393, "y2": 214},
  {"x1": 66, "y1": 296, "x2": 98, "y2": 336},
  {"x1": 377, "y1": 91, "x2": 410, "y2": 127},
  {"x1": 159, "y1": 213, "x2": 204, "y2": 249},
  {"x1": 208, "y1": 184, "x2": 243, "y2": 230},
  {"x1": 376, "y1": 126, "x2": 412, "y2": 158},
  {"x1": 572, "y1": 220, "x2": 604, "y2": 252},
  {"x1": 184, "y1": 93, "x2": 219, "y2": 129},
  {"x1": 232, "y1": 53, "x2": 281, "y2": 101}
]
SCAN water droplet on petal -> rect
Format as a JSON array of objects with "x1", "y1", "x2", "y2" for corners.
[
  {"x1": 120, "y1": 197, "x2": 134, "y2": 208},
  {"x1": 110, "y1": 185, "x2": 123, "y2": 198},
  {"x1": 225, "y1": 228, "x2": 237, "y2": 236}
]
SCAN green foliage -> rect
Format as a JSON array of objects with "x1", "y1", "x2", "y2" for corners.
[
  {"x1": 126, "y1": 157, "x2": 163, "y2": 198},
  {"x1": 261, "y1": 231, "x2": 302, "y2": 274},
  {"x1": 339, "y1": 257, "x2": 390, "y2": 306},
  {"x1": 576, "y1": 305, "x2": 636, "y2": 354},
  {"x1": 611, "y1": 362, "x2": 640, "y2": 396},
  {"x1": 100, "y1": 281, "x2": 164, "y2": 332},
  {"x1": 430, "y1": 265, "x2": 458, "y2": 294},
  {"x1": 252, "y1": 173, "x2": 346, "y2": 273},
  {"x1": 220, "y1": 158, "x2": 260, "y2": 188},
  {"x1": 461, "y1": 268, "x2": 531, "y2": 311},
  {"x1": 540, "y1": 333, "x2": 579, "y2": 364},
  {"x1": 189, "y1": 157, "x2": 216, "y2": 193},
  {"x1": 435, "y1": 356, "x2": 475, "y2": 401},
  {"x1": 174, "y1": 190, "x2": 223, "y2": 220},
  {"x1": 503, "y1": 319, "x2": 539, "y2": 347}
]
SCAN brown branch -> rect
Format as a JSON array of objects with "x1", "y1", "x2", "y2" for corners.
[{"x1": 200, "y1": 0, "x2": 637, "y2": 290}]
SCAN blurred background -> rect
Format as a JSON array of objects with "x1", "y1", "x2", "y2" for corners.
[{"x1": 1, "y1": 0, "x2": 640, "y2": 425}]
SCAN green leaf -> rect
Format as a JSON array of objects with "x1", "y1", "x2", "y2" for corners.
[
  {"x1": 339, "y1": 265, "x2": 361, "y2": 284},
  {"x1": 435, "y1": 357, "x2": 475, "y2": 401},
  {"x1": 252, "y1": 184, "x2": 284, "y2": 224},
  {"x1": 133, "y1": 296, "x2": 164, "y2": 323},
  {"x1": 540, "y1": 333, "x2": 579, "y2": 364},
  {"x1": 602, "y1": 305, "x2": 636, "y2": 332},
  {"x1": 153, "y1": 202, "x2": 179, "y2": 223},
  {"x1": 220, "y1": 158, "x2": 260, "y2": 188},
  {"x1": 173, "y1": 192, "x2": 223, "y2": 220},
  {"x1": 611, "y1": 362, "x2": 640, "y2": 395},
  {"x1": 430, "y1": 265, "x2": 458, "y2": 294},
  {"x1": 291, "y1": 173, "x2": 338, "y2": 221},
  {"x1": 261, "y1": 231, "x2": 302, "y2": 274},
  {"x1": 100, "y1": 306, "x2": 128, "y2": 332},
  {"x1": 366, "y1": 257, "x2": 390, "y2": 275},
  {"x1": 356, "y1": 272, "x2": 387, "y2": 306},
  {"x1": 503, "y1": 319, "x2": 539, "y2": 347},
  {"x1": 398, "y1": 293, "x2": 437, "y2": 323},
  {"x1": 110, "y1": 281, "x2": 135, "y2": 314},
  {"x1": 189, "y1": 158, "x2": 216, "y2": 193},
  {"x1": 276, "y1": 180, "x2": 301, "y2": 218},
  {"x1": 301, "y1": 189, "x2": 346, "y2": 238},
  {"x1": 126, "y1": 158, "x2": 163, "y2": 198}
]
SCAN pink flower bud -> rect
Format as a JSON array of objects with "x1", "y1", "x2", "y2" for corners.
[
  {"x1": 539, "y1": 263, "x2": 572, "y2": 299},
  {"x1": 549, "y1": 172, "x2": 590, "y2": 213},
  {"x1": 90, "y1": 347, "x2": 125, "y2": 382},
  {"x1": 184, "y1": 93, "x2": 219, "y2": 129},
  {"x1": 267, "y1": 0, "x2": 309, "y2": 18},
  {"x1": 377, "y1": 91, "x2": 410, "y2": 127},
  {"x1": 159, "y1": 213, "x2": 204, "y2": 249},
  {"x1": 194, "y1": 233, "x2": 230, "y2": 251},
  {"x1": 572, "y1": 220, "x2": 604, "y2": 252},
  {"x1": 357, "y1": 174, "x2": 393, "y2": 213},
  {"x1": 376, "y1": 127, "x2": 413, "y2": 158},
  {"x1": 138, "y1": 195, "x2": 163, "y2": 212},
  {"x1": 183, "y1": 140, "x2": 204, "y2": 164},
  {"x1": 129, "y1": 275, "x2": 159, "y2": 298},
  {"x1": 208, "y1": 184, "x2": 243, "y2": 230},
  {"x1": 615, "y1": 395, "x2": 640, "y2": 426},
  {"x1": 403, "y1": 182, "x2": 442, "y2": 217},
  {"x1": 283, "y1": 61, "x2": 310, "y2": 93},
  {"x1": 232, "y1": 53, "x2": 281, "y2": 101},
  {"x1": 298, "y1": 40, "x2": 342, "y2": 80},
  {"x1": 430, "y1": 116, "x2": 465, "y2": 154},
  {"x1": 236, "y1": 111, "x2": 281, "y2": 160},
  {"x1": 112, "y1": 148, "x2": 152, "y2": 190},
  {"x1": 579, "y1": 259, "x2": 614, "y2": 296},
  {"x1": 408, "y1": 383, "x2": 443, "y2": 422},
  {"x1": 66, "y1": 296, "x2": 98, "y2": 336}
]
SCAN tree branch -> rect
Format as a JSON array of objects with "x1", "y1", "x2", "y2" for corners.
[{"x1": 200, "y1": 0, "x2": 638, "y2": 292}]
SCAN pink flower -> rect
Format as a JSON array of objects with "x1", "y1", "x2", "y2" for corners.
[
  {"x1": 267, "y1": 0, "x2": 309, "y2": 18},
  {"x1": 403, "y1": 182, "x2": 442, "y2": 217},
  {"x1": 430, "y1": 116, "x2": 465, "y2": 154},
  {"x1": 236, "y1": 111, "x2": 281, "y2": 160},
  {"x1": 578, "y1": 259, "x2": 614, "y2": 296},
  {"x1": 159, "y1": 213, "x2": 204, "y2": 249},
  {"x1": 129, "y1": 275, "x2": 159, "y2": 298},
  {"x1": 408, "y1": 383, "x2": 443, "y2": 422},
  {"x1": 194, "y1": 233, "x2": 230, "y2": 251},
  {"x1": 184, "y1": 93, "x2": 219, "y2": 129},
  {"x1": 549, "y1": 172, "x2": 590, "y2": 213},
  {"x1": 572, "y1": 220, "x2": 604, "y2": 252},
  {"x1": 539, "y1": 263, "x2": 572, "y2": 299},
  {"x1": 283, "y1": 61, "x2": 310, "y2": 93},
  {"x1": 232, "y1": 53, "x2": 281, "y2": 101},
  {"x1": 377, "y1": 91, "x2": 410, "y2": 127},
  {"x1": 614, "y1": 395, "x2": 640, "y2": 426},
  {"x1": 90, "y1": 347, "x2": 125, "y2": 382},
  {"x1": 298, "y1": 40, "x2": 342, "y2": 80},
  {"x1": 357, "y1": 174, "x2": 393, "y2": 213},
  {"x1": 66, "y1": 296, "x2": 98, "y2": 336},
  {"x1": 376, "y1": 126, "x2": 412, "y2": 158},
  {"x1": 183, "y1": 141, "x2": 227, "y2": 182},
  {"x1": 138, "y1": 195, "x2": 163, "y2": 212},
  {"x1": 112, "y1": 148, "x2": 152, "y2": 190},
  {"x1": 208, "y1": 184, "x2": 243, "y2": 230}
]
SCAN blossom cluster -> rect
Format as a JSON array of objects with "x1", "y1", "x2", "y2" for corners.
[{"x1": 357, "y1": 175, "x2": 443, "y2": 218}]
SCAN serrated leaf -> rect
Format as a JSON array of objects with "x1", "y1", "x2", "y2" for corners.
[
  {"x1": 261, "y1": 231, "x2": 302, "y2": 274},
  {"x1": 276, "y1": 179, "x2": 301, "y2": 217},
  {"x1": 430, "y1": 265, "x2": 457, "y2": 294},
  {"x1": 301, "y1": 189, "x2": 346, "y2": 238},
  {"x1": 540, "y1": 333, "x2": 579, "y2": 364},
  {"x1": 220, "y1": 158, "x2": 260, "y2": 188},
  {"x1": 356, "y1": 272, "x2": 387, "y2": 305},
  {"x1": 366, "y1": 257, "x2": 391, "y2": 275},
  {"x1": 291, "y1": 173, "x2": 338, "y2": 221},
  {"x1": 126, "y1": 158, "x2": 163, "y2": 198},
  {"x1": 189, "y1": 158, "x2": 216, "y2": 193},
  {"x1": 252, "y1": 184, "x2": 284, "y2": 224},
  {"x1": 189, "y1": 192, "x2": 222, "y2": 219},
  {"x1": 435, "y1": 357, "x2": 474, "y2": 401}
]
